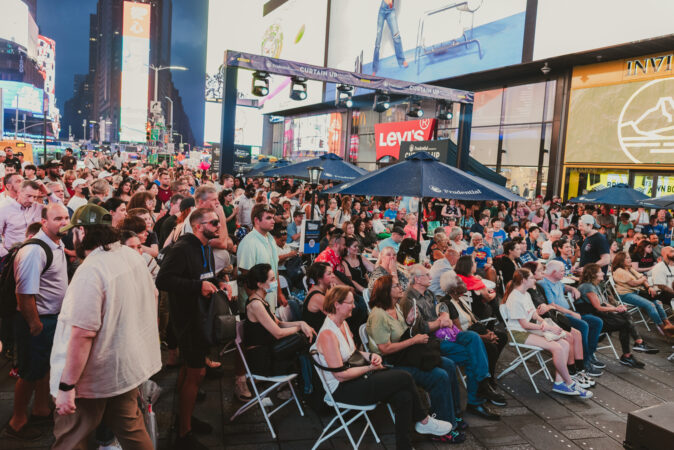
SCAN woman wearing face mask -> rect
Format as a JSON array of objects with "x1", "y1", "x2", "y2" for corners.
[{"x1": 244, "y1": 264, "x2": 316, "y2": 393}]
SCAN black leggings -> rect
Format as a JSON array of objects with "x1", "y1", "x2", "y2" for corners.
[
  {"x1": 332, "y1": 369, "x2": 426, "y2": 450},
  {"x1": 484, "y1": 329, "x2": 508, "y2": 380},
  {"x1": 598, "y1": 311, "x2": 640, "y2": 355}
]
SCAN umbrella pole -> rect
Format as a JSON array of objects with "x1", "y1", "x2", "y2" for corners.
[{"x1": 417, "y1": 198, "x2": 422, "y2": 242}]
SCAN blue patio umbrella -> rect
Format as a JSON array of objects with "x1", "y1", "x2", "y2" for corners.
[
  {"x1": 261, "y1": 153, "x2": 368, "y2": 182},
  {"x1": 242, "y1": 157, "x2": 271, "y2": 174},
  {"x1": 637, "y1": 194, "x2": 674, "y2": 209},
  {"x1": 569, "y1": 183, "x2": 650, "y2": 208},
  {"x1": 247, "y1": 159, "x2": 291, "y2": 176},
  {"x1": 327, "y1": 151, "x2": 523, "y2": 240}
]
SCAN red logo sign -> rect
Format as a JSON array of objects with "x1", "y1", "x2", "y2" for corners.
[{"x1": 375, "y1": 119, "x2": 437, "y2": 160}]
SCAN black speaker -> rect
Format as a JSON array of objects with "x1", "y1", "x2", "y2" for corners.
[{"x1": 624, "y1": 402, "x2": 674, "y2": 450}]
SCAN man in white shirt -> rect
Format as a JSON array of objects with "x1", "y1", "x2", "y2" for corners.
[
  {"x1": 50, "y1": 204, "x2": 160, "y2": 448},
  {"x1": 630, "y1": 207, "x2": 650, "y2": 233},
  {"x1": 651, "y1": 246, "x2": 674, "y2": 306},
  {"x1": 541, "y1": 229, "x2": 563, "y2": 260}
]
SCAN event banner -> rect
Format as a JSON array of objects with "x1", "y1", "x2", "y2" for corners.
[
  {"x1": 234, "y1": 145, "x2": 253, "y2": 169},
  {"x1": 375, "y1": 118, "x2": 437, "y2": 160},
  {"x1": 399, "y1": 139, "x2": 451, "y2": 163}
]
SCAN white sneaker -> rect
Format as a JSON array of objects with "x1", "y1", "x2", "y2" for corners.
[
  {"x1": 571, "y1": 373, "x2": 592, "y2": 389},
  {"x1": 415, "y1": 414, "x2": 452, "y2": 436},
  {"x1": 578, "y1": 370, "x2": 596, "y2": 387},
  {"x1": 98, "y1": 439, "x2": 122, "y2": 450},
  {"x1": 573, "y1": 383, "x2": 593, "y2": 399}
]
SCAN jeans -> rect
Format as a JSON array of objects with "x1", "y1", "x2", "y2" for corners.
[
  {"x1": 298, "y1": 354, "x2": 313, "y2": 394},
  {"x1": 620, "y1": 292, "x2": 667, "y2": 325},
  {"x1": 373, "y1": 0, "x2": 406, "y2": 73},
  {"x1": 397, "y1": 356, "x2": 461, "y2": 426},
  {"x1": 332, "y1": 370, "x2": 425, "y2": 450},
  {"x1": 439, "y1": 331, "x2": 490, "y2": 405},
  {"x1": 564, "y1": 313, "x2": 603, "y2": 365}
]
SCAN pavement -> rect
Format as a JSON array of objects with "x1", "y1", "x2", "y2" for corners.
[{"x1": 1, "y1": 324, "x2": 673, "y2": 449}]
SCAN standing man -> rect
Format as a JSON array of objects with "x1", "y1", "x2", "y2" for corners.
[
  {"x1": 0, "y1": 172, "x2": 23, "y2": 202},
  {"x1": 66, "y1": 180, "x2": 89, "y2": 212},
  {"x1": 4, "y1": 147, "x2": 22, "y2": 173},
  {"x1": 156, "y1": 169, "x2": 172, "y2": 207},
  {"x1": 5, "y1": 204, "x2": 69, "y2": 440},
  {"x1": 156, "y1": 208, "x2": 220, "y2": 449},
  {"x1": 50, "y1": 204, "x2": 160, "y2": 449},
  {"x1": 112, "y1": 150, "x2": 125, "y2": 170},
  {"x1": 579, "y1": 215, "x2": 610, "y2": 271},
  {"x1": 236, "y1": 185, "x2": 256, "y2": 230},
  {"x1": 60, "y1": 148, "x2": 78, "y2": 171}
]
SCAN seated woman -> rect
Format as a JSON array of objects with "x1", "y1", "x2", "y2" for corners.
[
  {"x1": 454, "y1": 255, "x2": 497, "y2": 320},
  {"x1": 312, "y1": 286, "x2": 453, "y2": 449},
  {"x1": 428, "y1": 232, "x2": 450, "y2": 264},
  {"x1": 403, "y1": 213, "x2": 421, "y2": 240},
  {"x1": 611, "y1": 252, "x2": 674, "y2": 336},
  {"x1": 366, "y1": 276, "x2": 466, "y2": 444},
  {"x1": 341, "y1": 220, "x2": 356, "y2": 240},
  {"x1": 494, "y1": 240, "x2": 521, "y2": 288},
  {"x1": 464, "y1": 233, "x2": 496, "y2": 282},
  {"x1": 244, "y1": 264, "x2": 316, "y2": 393},
  {"x1": 302, "y1": 262, "x2": 335, "y2": 333},
  {"x1": 577, "y1": 264, "x2": 654, "y2": 368},
  {"x1": 439, "y1": 271, "x2": 507, "y2": 393},
  {"x1": 448, "y1": 226, "x2": 468, "y2": 254},
  {"x1": 483, "y1": 226, "x2": 503, "y2": 257},
  {"x1": 368, "y1": 246, "x2": 410, "y2": 292},
  {"x1": 341, "y1": 237, "x2": 374, "y2": 294},
  {"x1": 502, "y1": 269, "x2": 592, "y2": 399},
  {"x1": 522, "y1": 261, "x2": 596, "y2": 386},
  {"x1": 630, "y1": 240, "x2": 656, "y2": 274}
]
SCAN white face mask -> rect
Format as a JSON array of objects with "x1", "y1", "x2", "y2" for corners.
[{"x1": 265, "y1": 280, "x2": 278, "y2": 294}]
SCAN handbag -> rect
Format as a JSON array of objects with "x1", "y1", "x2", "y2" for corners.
[
  {"x1": 271, "y1": 332, "x2": 309, "y2": 361},
  {"x1": 309, "y1": 349, "x2": 370, "y2": 372},
  {"x1": 198, "y1": 289, "x2": 237, "y2": 346}
]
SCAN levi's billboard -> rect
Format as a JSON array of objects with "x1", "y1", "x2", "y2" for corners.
[{"x1": 375, "y1": 118, "x2": 437, "y2": 160}]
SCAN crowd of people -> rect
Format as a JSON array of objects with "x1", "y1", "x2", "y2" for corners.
[{"x1": 0, "y1": 146, "x2": 673, "y2": 449}]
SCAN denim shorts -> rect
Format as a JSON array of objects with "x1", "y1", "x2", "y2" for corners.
[{"x1": 14, "y1": 313, "x2": 58, "y2": 381}]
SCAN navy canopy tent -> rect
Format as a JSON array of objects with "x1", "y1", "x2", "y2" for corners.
[
  {"x1": 569, "y1": 184, "x2": 650, "y2": 208},
  {"x1": 261, "y1": 153, "x2": 368, "y2": 182}
]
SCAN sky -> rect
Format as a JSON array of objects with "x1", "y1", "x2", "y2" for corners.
[{"x1": 37, "y1": 0, "x2": 208, "y2": 144}]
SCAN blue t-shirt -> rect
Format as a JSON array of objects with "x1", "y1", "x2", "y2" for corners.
[
  {"x1": 377, "y1": 236, "x2": 400, "y2": 253},
  {"x1": 493, "y1": 229, "x2": 507, "y2": 242},
  {"x1": 464, "y1": 245, "x2": 492, "y2": 269},
  {"x1": 286, "y1": 222, "x2": 299, "y2": 243},
  {"x1": 383, "y1": 209, "x2": 397, "y2": 220},
  {"x1": 519, "y1": 251, "x2": 536, "y2": 264},
  {"x1": 538, "y1": 278, "x2": 569, "y2": 309}
]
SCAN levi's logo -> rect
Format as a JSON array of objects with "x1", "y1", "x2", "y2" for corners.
[{"x1": 374, "y1": 119, "x2": 437, "y2": 160}]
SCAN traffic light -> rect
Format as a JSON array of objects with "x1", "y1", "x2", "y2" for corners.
[{"x1": 146, "y1": 122, "x2": 152, "y2": 142}]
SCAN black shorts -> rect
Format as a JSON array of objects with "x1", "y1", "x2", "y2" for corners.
[
  {"x1": 14, "y1": 313, "x2": 58, "y2": 381},
  {"x1": 177, "y1": 330, "x2": 207, "y2": 369}
]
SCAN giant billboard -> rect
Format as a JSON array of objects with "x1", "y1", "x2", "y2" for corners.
[
  {"x1": 0, "y1": 0, "x2": 39, "y2": 58},
  {"x1": 534, "y1": 1, "x2": 674, "y2": 61},
  {"x1": 119, "y1": 1, "x2": 151, "y2": 143},
  {"x1": 203, "y1": 0, "x2": 328, "y2": 145},
  {"x1": 565, "y1": 52, "x2": 674, "y2": 165},
  {"x1": 326, "y1": 0, "x2": 526, "y2": 99},
  {"x1": 0, "y1": 81, "x2": 44, "y2": 116}
]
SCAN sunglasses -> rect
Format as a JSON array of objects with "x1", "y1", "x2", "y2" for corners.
[{"x1": 201, "y1": 219, "x2": 220, "y2": 227}]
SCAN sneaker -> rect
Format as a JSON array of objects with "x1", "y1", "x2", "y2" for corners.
[
  {"x1": 479, "y1": 384, "x2": 507, "y2": 406},
  {"x1": 98, "y1": 438, "x2": 122, "y2": 450},
  {"x1": 577, "y1": 371, "x2": 596, "y2": 387},
  {"x1": 415, "y1": 414, "x2": 452, "y2": 436},
  {"x1": 633, "y1": 342, "x2": 659, "y2": 354},
  {"x1": 571, "y1": 373, "x2": 592, "y2": 389},
  {"x1": 585, "y1": 365, "x2": 603, "y2": 377},
  {"x1": 573, "y1": 384, "x2": 593, "y2": 399},
  {"x1": 174, "y1": 431, "x2": 208, "y2": 450},
  {"x1": 552, "y1": 382, "x2": 580, "y2": 396},
  {"x1": 431, "y1": 430, "x2": 466, "y2": 444},
  {"x1": 590, "y1": 356, "x2": 606, "y2": 369},
  {"x1": 620, "y1": 354, "x2": 645, "y2": 368},
  {"x1": 454, "y1": 416, "x2": 468, "y2": 431},
  {"x1": 234, "y1": 378, "x2": 253, "y2": 402}
]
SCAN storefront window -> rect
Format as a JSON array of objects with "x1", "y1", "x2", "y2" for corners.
[
  {"x1": 500, "y1": 124, "x2": 542, "y2": 166},
  {"x1": 656, "y1": 176, "x2": 674, "y2": 198},
  {"x1": 566, "y1": 169, "x2": 629, "y2": 198},
  {"x1": 473, "y1": 88, "x2": 503, "y2": 127},
  {"x1": 503, "y1": 83, "x2": 546, "y2": 125},
  {"x1": 633, "y1": 174, "x2": 655, "y2": 197},
  {"x1": 469, "y1": 126, "x2": 499, "y2": 166}
]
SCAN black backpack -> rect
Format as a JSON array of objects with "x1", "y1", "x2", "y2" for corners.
[{"x1": 0, "y1": 239, "x2": 53, "y2": 318}]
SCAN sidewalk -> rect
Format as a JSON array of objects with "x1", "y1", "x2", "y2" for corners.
[{"x1": 1, "y1": 327, "x2": 673, "y2": 449}]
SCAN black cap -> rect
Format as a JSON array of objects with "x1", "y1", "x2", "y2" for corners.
[
  {"x1": 392, "y1": 226, "x2": 405, "y2": 235},
  {"x1": 180, "y1": 197, "x2": 195, "y2": 212}
]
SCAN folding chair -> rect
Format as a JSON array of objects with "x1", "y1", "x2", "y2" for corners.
[
  {"x1": 497, "y1": 304, "x2": 553, "y2": 394},
  {"x1": 362, "y1": 288, "x2": 371, "y2": 313},
  {"x1": 358, "y1": 324, "x2": 396, "y2": 422},
  {"x1": 566, "y1": 293, "x2": 619, "y2": 360},
  {"x1": 230, "y1": 322, "x2": 304, "y2": 438},
  {"x1": 605, "y1": 274, "x2": 650, "y2": 331}
]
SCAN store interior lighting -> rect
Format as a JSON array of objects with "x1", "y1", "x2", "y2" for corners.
[
  {"x1": 289, "y1": 77, "x2": 308, "y2": 101},
  {"x1": 437, "y1": 101, "x2": 454, "y2": 120},
  {"x1": 251, "y1": 71, "x2": 270, "y2": 97},
  {"x1": 336, "y1": 84, "x2": 354, "y2": 108},
  {"x1": 406, "y1": 99, "x2": 424, "y2": 118},
  {"x1": 373, "y1": 92, "x2": 391, "y2": 112}
]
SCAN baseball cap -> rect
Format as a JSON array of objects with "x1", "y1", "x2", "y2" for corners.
[
  {"x1": 392, "y1": 226, "x2": 405, "y2": 235},
  {"x1": 48, "y1": 159, "x2": 61, "y2": 168},
  {"x1": 16, "y1": 152, "x2": 23, "y2": 157},
  {"x1": 98, "y1": 171, "x2": 113, "y2": 179},
  {"x1": 0, "y1": 150, "x2": 5, "y2": 156},
  {"x1": 60, "y1": 204, "x2": 112, "y2": 233},
  {"x1": 269, "y1": 192, "x2": 281, "y2": 199},
  {"x1": 579, "y1": 214, "x2": 598, "y2": 227},
  {"x1": 72, "y1": 179, "x2": 87, "y2": 188}
]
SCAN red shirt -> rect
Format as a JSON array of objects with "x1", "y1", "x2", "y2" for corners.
[
  {"x1": 157, "y1": 186, "x2": 172, "y2": 204},
  {"x1": 315, "y1": 247, "x2": 343, "y2": 272}
]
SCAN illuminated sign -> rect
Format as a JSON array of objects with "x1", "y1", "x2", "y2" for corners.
[
  {"x1": 374, "y1": 119, "x2": 437, "y2": 160},
  {"x1": 0, "y1": 80, "x2": 44, "y2": 116},
  {"x1": 120, "y1": 1, "x2": 151, "y2": 142}
]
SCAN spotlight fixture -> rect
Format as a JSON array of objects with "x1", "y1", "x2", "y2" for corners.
[
  {"x1": 437, "y1": 101, "x2": 454, "y2": 120},
  {"x1": 289, "y1": 77, "x2": 307, "y2": 101},
  {"x1": 336, "y1": 84, "x2": 354, "y2": 108},
  {"x1": 251, "y1": 71, "x2": 270, "y2": 97},
  {"x1": 406, "y1": 100, "x2": 423, "y2": 118},
  {"x1": 373, "y1": 92, "x2": 391, "y2": 113}
]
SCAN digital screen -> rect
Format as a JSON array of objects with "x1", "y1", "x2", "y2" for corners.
[
  {"x1": 203, "y1": 0, "x2": 328, "y2": 144},
  {"x1": 0, "y1": 0, "x2": 34, "y2": 54},
  {"x1": 325, "y1": 0, "x2": 526, "y2": 100},
  {"x1": 204, "y1": 102, "x2": 264, "y2": 147},
  {"x1": 534, "y1": 0, "x2": 674, "y2": 61},
  {"x1": 0, "y1": 80, "x2": 44, "y2": 116},
  {"x1": 119, "y1": 1, "x2": 151, "y2": 143},
  {"x1": 282, "y1": 112, "x2": 343, "y2": 158}
]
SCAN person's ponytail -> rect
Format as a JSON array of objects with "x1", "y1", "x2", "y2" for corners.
[{"x1": 501, "y1": 268, "x2": 531, "y2": 304}]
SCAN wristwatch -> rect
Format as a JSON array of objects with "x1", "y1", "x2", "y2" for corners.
[{"x1": 59, "y1": 382, "x2": 75, "y2": 392}]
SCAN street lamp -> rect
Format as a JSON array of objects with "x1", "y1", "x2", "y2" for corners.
[
  {"x1": 307, "y1": 166, "x2": 324, "y2": 220},
  {"x1": 164, "y1": 96, "x2": 173, "y2": 145},
  {"x1": 149, "y1": 65, "x2": 187, "y2": 104}
]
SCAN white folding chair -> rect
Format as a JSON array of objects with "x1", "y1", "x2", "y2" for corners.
[
  {"x1": 566, "y1": 293, "x2": 619, "y2": 360},
  {"x1": 230, "y1": 322, "x2": 304, "y2": 438},
  {"x1": 362, "y1": 288, "x2": 371, "y2": 313},
  {"x1": 358, "y1": 324, "x2": 396, "y2": 423},
  {"x1": 605, "y1": 274, "x2": 650, "y2": 331},
  {"x1": 497, "y1": 304, "x2": 553, "y2": 394}
]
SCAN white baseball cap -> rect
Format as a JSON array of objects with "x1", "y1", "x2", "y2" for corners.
[
  {"x1": 98, "y1": 171, "x2": 112, "y2": 179},
  {"x1": 579, "y1": 214, "x2": 597, "y2": 227},
  {"x1": 72, "y1": 179, "x2": 87, "y2": 188}
]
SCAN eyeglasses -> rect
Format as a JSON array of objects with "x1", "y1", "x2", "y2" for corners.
[{"x1": 201, "y1": 219, "x2": 220, "y2": 227}]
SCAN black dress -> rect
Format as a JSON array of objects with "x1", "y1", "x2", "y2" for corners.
[
  {"x1": 344, "y1": 256, "x2": 369, "y2": 288},
  {"x1": 302, "y1": 290, "x2": 327, "y2": 334}
]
